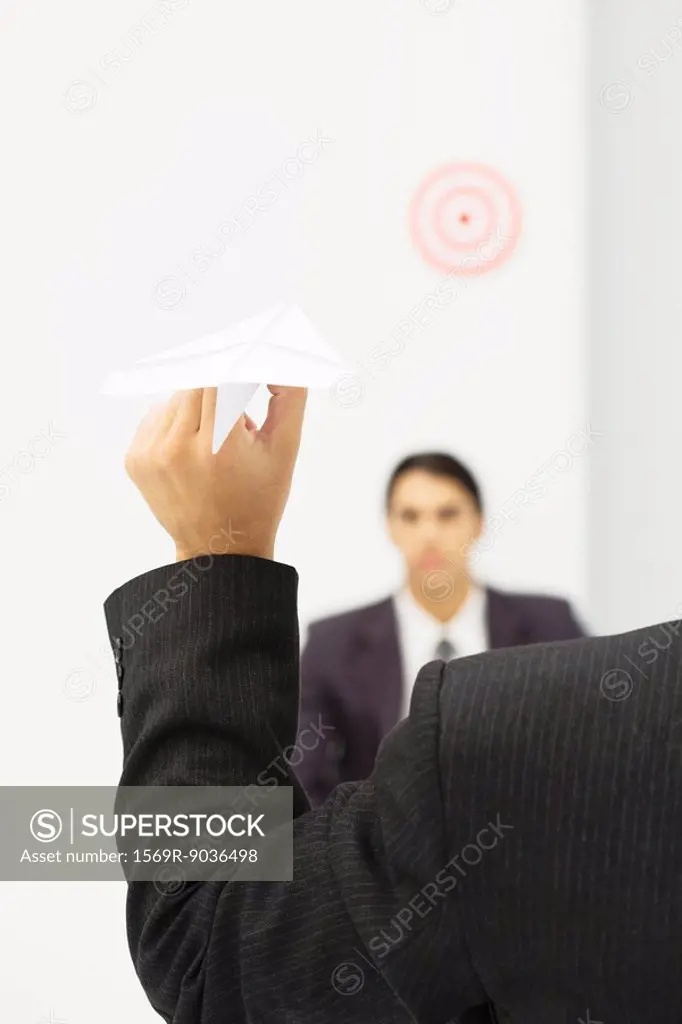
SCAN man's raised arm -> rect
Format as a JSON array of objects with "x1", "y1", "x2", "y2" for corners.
[{"x1": 106, "y1": 386, "x2": 488, "y2": 1022}]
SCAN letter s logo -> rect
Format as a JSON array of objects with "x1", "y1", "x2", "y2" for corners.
[{"x1": 30, "y1": 809, "x2": 63, "y2": 843}]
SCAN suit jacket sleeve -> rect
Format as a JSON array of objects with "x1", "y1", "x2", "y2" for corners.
[
  {"x1": 104, "y1": 555, "x2": 488, "y2": 1023},
  {"x1": 297, "y1": 623, "x2": 343, "y2": 807}
]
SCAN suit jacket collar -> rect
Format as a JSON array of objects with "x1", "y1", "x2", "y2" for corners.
[
  {"x1": 349, "y1": 589, "x2": 528, "y2": 737},
  {"x1": 359, "y1": 587, "x2": 527, "y2": 657}
]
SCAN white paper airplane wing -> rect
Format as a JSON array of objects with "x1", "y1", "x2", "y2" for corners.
[
  {"x1": 101, "y1": 303, "x2": 351, "y2": 452},
  {"x1": 213, "y1": 382, "x2": 261, "y2": 453},
  {"x1": 101, "y1": 304, "x2": 348, "y2": 394},
  {"x1": 135, "y1": 304, "x2": 286, "y2": 366}
]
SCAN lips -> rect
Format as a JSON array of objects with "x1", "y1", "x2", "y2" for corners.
[{"x1": 418, "y1": 552, "x2": 445, "y2": 570}]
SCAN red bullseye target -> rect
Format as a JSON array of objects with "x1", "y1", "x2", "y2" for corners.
[{"x1": 410, "y1": 163, "x2": 522, "y2": 275}]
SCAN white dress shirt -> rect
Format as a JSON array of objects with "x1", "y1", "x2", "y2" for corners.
[{"x1": 393, "y1": 584, "x2": 489, "y2": 719}]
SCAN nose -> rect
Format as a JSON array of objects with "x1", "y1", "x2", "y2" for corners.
[{"x1": 416, "y1": 515, "x2": 441, "y2": 545}]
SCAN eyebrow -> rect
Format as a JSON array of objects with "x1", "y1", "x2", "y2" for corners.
[{"x1": 395, "y1": 502, "x2": 463, "y2": 512}]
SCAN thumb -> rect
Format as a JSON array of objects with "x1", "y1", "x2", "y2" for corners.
[{"x1": 258, "y1": 386, "x2": 308, "y2": 455}]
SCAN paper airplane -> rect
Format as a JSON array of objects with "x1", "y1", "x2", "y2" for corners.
[{"x1": 101, "y1": 303, "x2": 350, "y2": 451}]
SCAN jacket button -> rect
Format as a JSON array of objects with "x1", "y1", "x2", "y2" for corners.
[
  {"x1": 117, "y1": 692, "x2": 124, "y2": 717},
  {"x1": 116, "y1": 662, "x2": 124, "y2": 684}
]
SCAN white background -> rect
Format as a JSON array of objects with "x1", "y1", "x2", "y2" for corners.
[
  {"x1": 0, "y1": 0, "x2": 585, "y2": 1020},
  {"x1": 590, "y1": 0, "x2": 682, "y2": 634}
]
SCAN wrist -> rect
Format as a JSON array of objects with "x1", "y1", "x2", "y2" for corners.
[
  {"x1": 174, "y1": 521, "x2": 276, "y2": 564},
  {"x1": 175, "y1": 543, "x2": 274, "y2": 563}
]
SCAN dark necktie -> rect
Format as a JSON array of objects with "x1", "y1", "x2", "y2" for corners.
[{"x1": 435, "y1": 637, "x2": 456, "y2": 662}]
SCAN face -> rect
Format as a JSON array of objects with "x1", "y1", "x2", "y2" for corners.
[{"x1": 386, "y1": 469, "x2": 482, "y2": 582}]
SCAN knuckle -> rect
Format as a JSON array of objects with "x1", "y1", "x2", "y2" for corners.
[
  {"x1": 156, "y1": 439, "x2": 185, "y2": 467},
  {"x1": 124, "y1": 449, "x2": 142, "y2": 476}
]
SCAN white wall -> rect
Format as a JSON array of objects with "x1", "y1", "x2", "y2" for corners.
[
  {"x1": 0, "y1": 1, "x2": 585, "y2": 1020},
  {"x1": 590, "y1": 0, "x2": 682, "y2": 634}
]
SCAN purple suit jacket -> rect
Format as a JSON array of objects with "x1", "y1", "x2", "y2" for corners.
[{"x1": 297, "y1": 587, "x2": 586, "y2": 805}]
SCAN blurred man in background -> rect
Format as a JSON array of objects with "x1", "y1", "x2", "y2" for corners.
[{"x1": 298, "y1": 451, "x2": 586, "y2": 805}]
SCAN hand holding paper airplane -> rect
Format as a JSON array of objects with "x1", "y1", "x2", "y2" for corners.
[
  {"x1": 124, "y1": 384, "x2": 308, "y2": 562},
  {"x1": 101, "y1": 303, "x2": 350, "y2": 452}
]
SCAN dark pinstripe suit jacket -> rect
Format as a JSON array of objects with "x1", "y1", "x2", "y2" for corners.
[{"x1": 105, "y1": 554, "x2": 682, "y2": 1023}]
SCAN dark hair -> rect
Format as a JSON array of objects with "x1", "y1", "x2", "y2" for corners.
[{"x1": 385, "y1": 452, "x2": 483, "y2": 514}]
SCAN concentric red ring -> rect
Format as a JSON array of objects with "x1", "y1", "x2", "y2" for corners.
[{"x1": 410, "y1": 162, "x2": 523, "y2": 275}]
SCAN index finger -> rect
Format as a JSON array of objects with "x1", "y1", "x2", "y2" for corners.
[{"x1": 198, "y1": 387, "x2": 218, "y2": 438}]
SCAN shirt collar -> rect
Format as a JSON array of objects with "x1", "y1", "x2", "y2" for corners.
[{"x1": 395, "y1": 581, "x2": 484, "y2": 640}]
